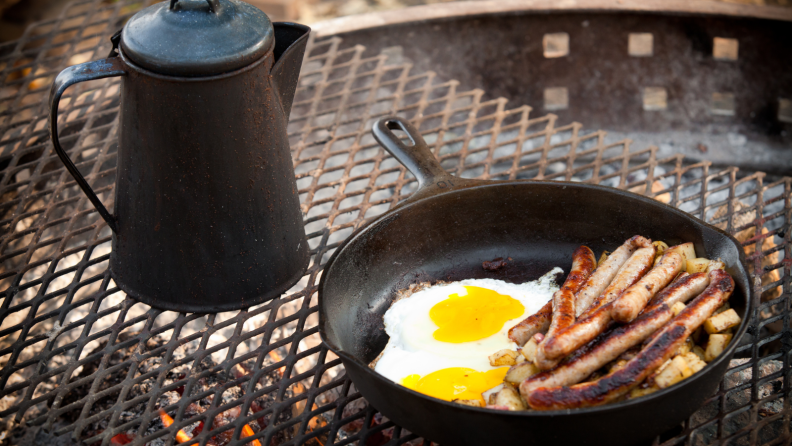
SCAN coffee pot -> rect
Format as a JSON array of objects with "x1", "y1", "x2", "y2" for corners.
[{"x1": 49, "y1": 0, "x2": 310, "y2": 312}]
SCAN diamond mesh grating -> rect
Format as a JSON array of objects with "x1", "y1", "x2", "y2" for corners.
[{"x1": 0, "y1": 1, "x2": 790, "y2": 445}]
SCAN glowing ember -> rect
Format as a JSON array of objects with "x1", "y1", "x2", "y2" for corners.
[
  {"x1": 159, "y1": 409, "x2": 192, "y2": 443},
  {"x1": 241, "y1": 423, "x2": 263, "y2": 446},
  {"x1": 268, "y1": 350, "x2": 286, "y2": 375},
  {"x1": 110, "y1": 432, "x2": 133, "y2": 445}
]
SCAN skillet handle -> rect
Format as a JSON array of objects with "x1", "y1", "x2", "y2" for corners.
[{"x1": 373, "y1": 117, "x2": 463, "y2": 200}]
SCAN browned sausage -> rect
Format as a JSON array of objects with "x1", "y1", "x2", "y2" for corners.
[
  {"x1": 611, "y1": 251, "x2": 685, "y2": 323},
  {"x1": 540, "y1": 246, "x2": 656, "y2": 360},
  {"x1": 575, "y1": 235, "x2": 652, "y2": 316},
  {"x1": 534, "y1": 246, "x2": 597, "y2": 370},
  {"x1": 521, "y1": 272, "x2": 710, "y2": 391},
  {"x1": 581, "y1": 246, "x2": 656, "y2": 315},
  {"x1": 524, "y1": 270, "x2": 734, "y2": 410},
  {"x1": 508, "y1": 302, "x2": 551, "y2": 346},
  {"x1": 644, "y1": 272, "x2": 709, "y2": 312}
]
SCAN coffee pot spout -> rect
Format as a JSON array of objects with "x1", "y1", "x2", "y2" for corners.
[{"x1": 271, "y1": 23, "x2": 311, "y2": 119}]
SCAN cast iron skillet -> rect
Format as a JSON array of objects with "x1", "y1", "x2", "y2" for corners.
[{"x1": 318, "y1": 117, "x2": 752, "y2": 446}]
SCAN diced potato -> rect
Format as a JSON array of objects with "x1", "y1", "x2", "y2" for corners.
[
  {"x1": 644, "y1": 359, "x2": 671, "y2": 387},
  {"x1": 713, "y1": 302, "x2": 731, "y2": 315},
  {"x1": 653, "y1": 365, "x2": 681, "y2": 389},
  {"x1": 666, "y1": 242, "x2": 696, "y2": 263},
  {"x1": 522, "y1": 338, "x2": 539, "y2": 362},
  {"x1": 656, "y1": 358, "x2": 672, "y2": 374},
  {"x1": 707, "y1": 259, "x2": 726, "y2": 272},
  {"x1": 676, "y1": 337, "x2": 694, "y2": 356},
  {"x1": 705, "y1": 333, "x2": 733, "y2": 362},
  {"x1": 494, "y1": 386, "x2": 526, "y2": 411},
  {"x1": 683, "y1": 352, "x2": 707, "y2": 373},
  {"x1": 630, "y1": 386, "x2": 659, "y2": 398},
  {"x1": 704, "y1": 309, "x2": 741, "y2": 334},
  {"x1": 682, "y1": 352, "x2": 699, "y2": 364},
  {"x1": 677, "y1": 355, "x2": 694, "y2": 378},
  {"x1": 489, "y1": 349, "x2": 519, "y2": 366},
  {"x1": 505, "y1": 362, "x2": 539, "y2": 384},
  {"x1": 452, "y1": 399, "x2": 484, "y2": 407},
  {"x1": 653, "y1": 241, "x2": 669, "y2": 265},
  {"x1": 686, "y1": 258, "x2": 711, "y2": 274},
  {"x1": 515, "y1": 354, "x2": 526, "y2": 364},
  {"x1": 483, "y1": 384, "x2": 504, "y2": 405},
  {"x1": 671, "y1": 302, "x2": 686, "y2": 316},
  {"x1": 598, "y1": 251, "x2": 610, "y2": 267},
  {"x1": 655, "y1": 356, "x2": 692, "y2": 388},
  {"x1": 692, "y1": 346, "x2": 706, "y2": 362},
  {"x1": 609, "y1": 359, "x2": 628, "y2": 373},
  {"x1": 689, "y1": 360, "x2": 706, "y2": 373}
]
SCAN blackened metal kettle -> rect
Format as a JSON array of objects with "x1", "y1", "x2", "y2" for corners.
[{"x1": 48, "y1": 0, "x2": 311, "y2": 312}]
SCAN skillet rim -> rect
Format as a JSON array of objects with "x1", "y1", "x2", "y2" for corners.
[{"x1": 317, "y1": 178, "x2": 753, "y2": 417}]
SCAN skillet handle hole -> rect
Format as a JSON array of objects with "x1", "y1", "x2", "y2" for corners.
[{"x1": 385, "y1": 120, "x2": 416, "y2": 147}]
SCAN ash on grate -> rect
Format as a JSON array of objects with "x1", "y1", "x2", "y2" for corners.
[
  {"x1": 685, "y1": 359, "x2": 784, "y2": 446},
  {"x1": 10, "y1": 333, "x2": 301, "y2": 446}
]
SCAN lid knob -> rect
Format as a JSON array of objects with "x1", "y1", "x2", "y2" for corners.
[
  {"x1": 120, "y1": 0, "x2": 274, "y2": 77},
  {"x1": 169, "y1": 0, "x2": 220, "y2": 13}
]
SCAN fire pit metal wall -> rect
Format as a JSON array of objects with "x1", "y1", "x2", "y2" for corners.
[{"x1": 0, "y1": 0, "x2": 789, "y2": 445}]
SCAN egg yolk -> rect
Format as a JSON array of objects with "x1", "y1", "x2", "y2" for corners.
[
  {"x1": 401, "y1": 367, "x2": 508, "y2": 404},
  {"x1": 429, "y1": 286, "x2": 525, "y2": 343}
]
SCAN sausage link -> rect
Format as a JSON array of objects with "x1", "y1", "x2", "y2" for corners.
[
  {"x1": 548, "y1": 247, "x2": 597, "y2": 338},
  {"x1": 642, "y1": 273, "x2": 716, "y2": 349},
  {"x1": 644, "y1": 272, "x2": 709, "y2": 313},
  {"x1": 611, "y1": 251, "x2": 685, "y2": 323},
  {"x1": 524, "y1": 270, "x2": 734, "y2": 410},
  {"x1": 541, "y1": 247, "x2": 656, "y2": 360},
  {"x1": 508, "y1": 238, "x2": 651, "y2": 346},
  {"x1": 672, "y1": 270, "x2": 733, "y2": 328},
  {"x1": 534, "y1": 246, "x2": 596, "y2": 370},
  {"x1": 526, "y1": 324, "x2": 687, "y2": 410},
  {"x1": 522, "y1": 272, "x2": 710, "y2": 391},
  {"x1": 575, "y1": 235, "x2": 652, "y2": 316},
  {"x1": 508, "y1": 302, "x2": 551, "y2": 346},
  {"x1": 581, "y1": 246, "x2": 657, "y2": 316}
]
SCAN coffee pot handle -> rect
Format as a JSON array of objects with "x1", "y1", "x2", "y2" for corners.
[{"x1": 49, "y1": 57, "x2": 127, "y2": 233}]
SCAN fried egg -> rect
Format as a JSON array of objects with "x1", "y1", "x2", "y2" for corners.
[{"x1": 374, "y1": 269, "x2": 562, "y2": 404}]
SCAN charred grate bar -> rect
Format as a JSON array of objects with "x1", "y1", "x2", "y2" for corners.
[{"x1": 0, "y1": 0, "x2": 789, "y2": 445}]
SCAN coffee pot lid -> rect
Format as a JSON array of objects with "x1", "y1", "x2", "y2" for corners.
[{"x1": 120, "y1": 0, "x2": 273, "y2": 77}]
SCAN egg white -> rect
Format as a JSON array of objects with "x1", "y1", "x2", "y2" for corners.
[{"x1": 374, "y1": 268, "x2": 563, "y2": 384}]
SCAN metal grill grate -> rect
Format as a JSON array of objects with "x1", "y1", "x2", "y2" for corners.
[{"x1": 0, "y1": 1, "x2": 790, "y2": 445}]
